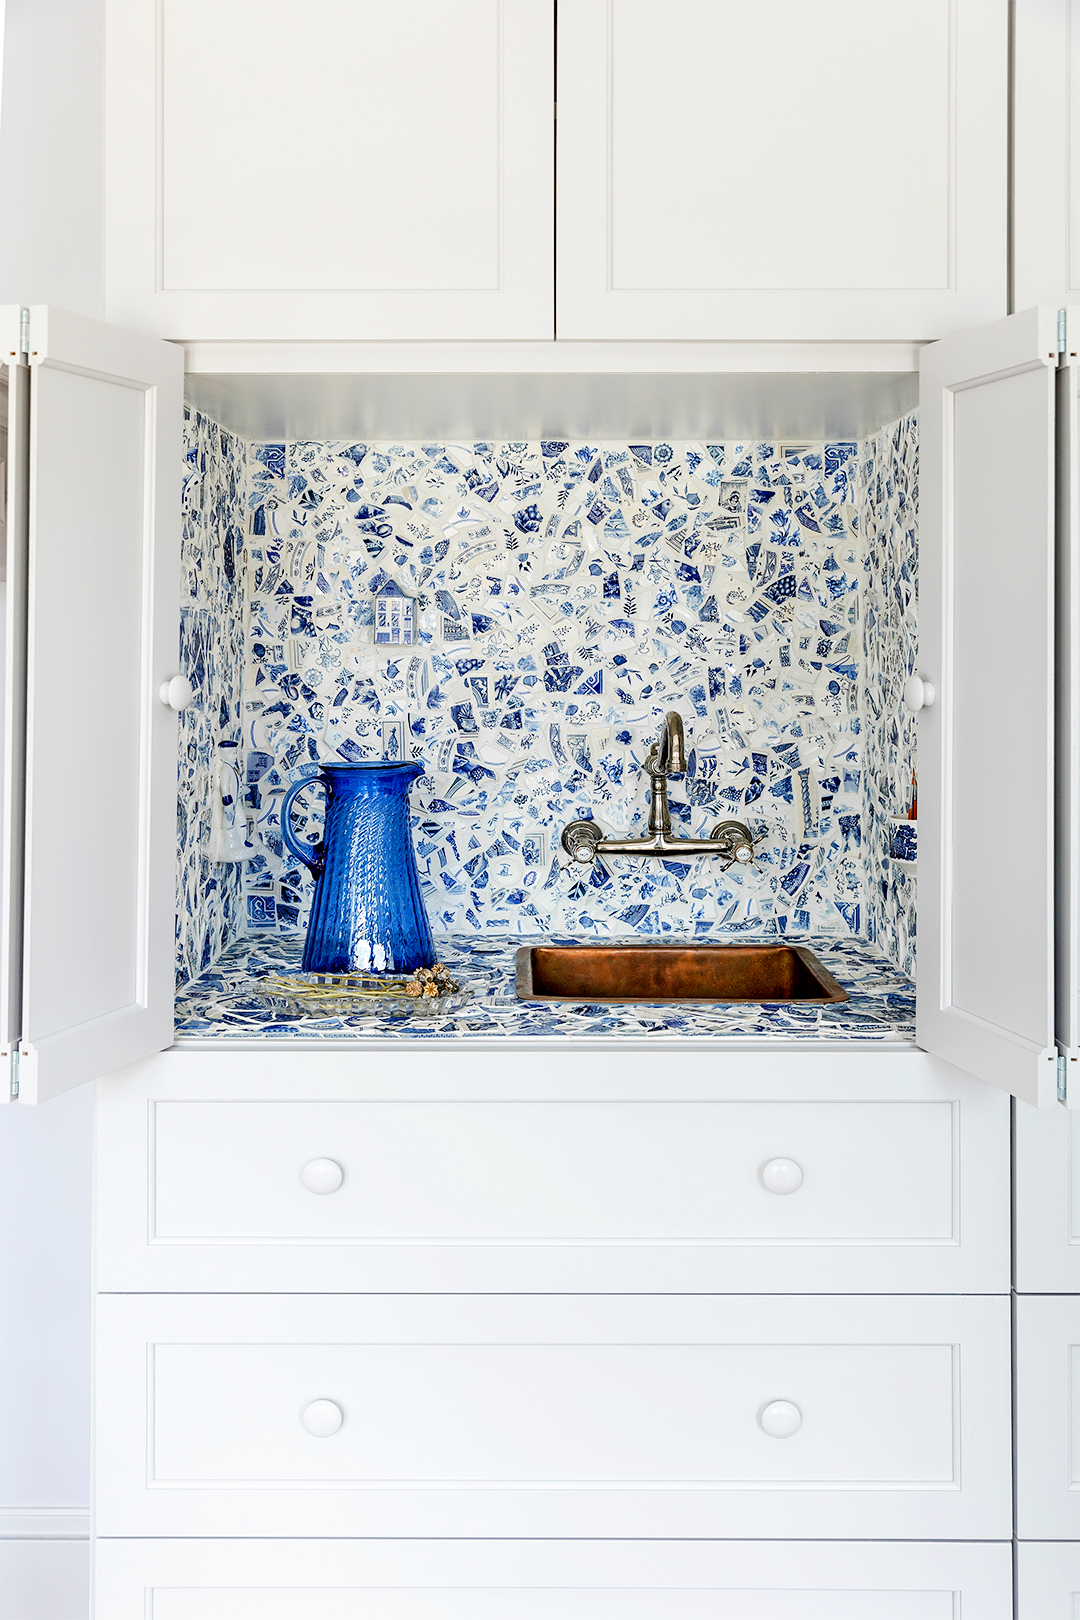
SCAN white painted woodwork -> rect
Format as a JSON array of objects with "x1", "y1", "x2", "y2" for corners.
[
  {"x1": 104, "y1": 1, "x2": 554, "y2": 341},
  {"x1": 1015, "y1": 1101, "x2": 1080, "y2": 1292},
  {"x1": 94, "y1": 1291, "x2": 1010, "y2": 1540},
  {"x1": 556, "y1": 0, "x2": 1007, "y2": 342},
  {"x1": 1013, "y1": 1, "x2": 1080, "y2": 309},
  {"x1": 917, "y1": 308, "x2": 1059, "y2": 1103},
  {"x1": 0, "y1": 318, "x2": 28, "y2": 1079},
  {"x1": 1016, "y1": 1542, "x2": 1080, "y2": 1618},
  {"x1": 1015, "y1": 1294, "x2": 1080, "y2": 1540},
  {"x1": 1059, "y1": 322, "x2": 1080, "y2": 1092},
  {"x1": 2, "y1": 307, "x2": 182, "y2": 1102},
  {"x1": 92, "y1": 1538, "x2": 1015, "y2": 1620},
  {"x1": 94, "y1": 1048, "x2": 1009, "y2": 1294}
]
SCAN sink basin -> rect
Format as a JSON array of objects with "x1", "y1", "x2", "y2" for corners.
[{"x1": 515, "y1": 943, "x2": 848, "y2": 1003}]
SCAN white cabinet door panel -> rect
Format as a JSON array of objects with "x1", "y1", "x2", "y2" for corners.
[
  {"x1": 918, "y1": 308, "x2": 1059, "y2": 1103},
  {"x1": 0, "y1": 307, "x2": 182, "y2": 1102},
  {"x1": 1016, "y1": 1542, "x2": 1080, "y2": 1619},
  {"x1": 92, "y1": 1538, "x2": 1014, "y2": 1620},
  {"x1": 94, "y1": 1292, "x2": 1011, "y2": 1540},
  {"x1": 1016, "y1": 1295, "x2": 1080, "y2": 1540},
  {"x1": 94, "y1": 1047, "x2": 1009, "y2": 1294},
  {"x1": 556, "y1": 0, "x2": 1006, "y2": 341},
  {"x1": 105, "y1": 1, "x2": 554, "y2": 341},
  {"x1": 1015, "y1": 1101, "x2": 1080, "y2": 1292},
  {"x1": 1014, "y1": 1, "x2": 1080, "y2": 309}
]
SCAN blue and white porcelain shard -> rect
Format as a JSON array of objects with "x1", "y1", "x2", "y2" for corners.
[{"x1": 175, "y1": 420, "x2": 919, "y2": 1009}]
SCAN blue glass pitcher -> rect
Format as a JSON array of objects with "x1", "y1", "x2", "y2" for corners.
[{"x1": 280, "y1": 761, "x2": 435, "y2": 975}]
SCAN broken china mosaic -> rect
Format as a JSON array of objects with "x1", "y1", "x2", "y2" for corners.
[
  {"x1": 175, "y1": 421, "x2": 919, "y2": 992},
  {"x1": 858, "y1": 414, "x2": 918, "y2": 977},
  {"x1": 175, "y1": 408, "x2": 246, "y2": 986}
]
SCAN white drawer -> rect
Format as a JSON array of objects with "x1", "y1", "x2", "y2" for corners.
[
  {"x1": 1016, "y1": 1542, "x2": 1080, "y2": 1619},
  {"x1": 1016, "y1": 1295, "x2": 1080, "y2": 1539},
  {"x1": 92, "y1": 1537, "x2": 1014, "y2": 1620},
  {"x1": 94, "y1": 1292, "x2": 1011, "y2": 1541},
  {"x1": 95, "y1": 1048, "x2": 1010, "y2": 1294},
  {"x1": 1015, "y1": 1102, "x2": 1080, "y2": 1292}
]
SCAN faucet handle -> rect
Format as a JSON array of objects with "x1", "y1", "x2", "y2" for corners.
[
  {"x1": 711, "y1": 819, "x2": 762, "y2": 871},
  {"x1": 561, "y1": 819, "x2": 603, "y2": 865}
]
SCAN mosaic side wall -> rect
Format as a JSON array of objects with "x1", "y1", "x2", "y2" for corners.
[
  {"x1": 859, "y1": 414, "x2": 918, "y2": 976},
  {"x1": 239, "y1": 437, "x2": 879, "y2": 942},
  {"x1": 175, "y1": 408, "x2": 247, "y2": 986}
]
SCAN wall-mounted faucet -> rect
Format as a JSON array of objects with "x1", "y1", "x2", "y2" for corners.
[{"x1": 561, "y1": 709, "x2": 763, "y2": 870}]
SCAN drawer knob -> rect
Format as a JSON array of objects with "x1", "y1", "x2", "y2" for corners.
[
  {"x1": 302, "y1": 1399, "x2": 343, "y2": 1438},
  {"x1": 759, "y1": 1399, "x2": 802, "y2": 1439},
  {"x1": 761, "y1": 1157, "x2": 803, "y2": 1194},
  {"x1": 301, "y1": 1158, "x2": 344, "y2": 1195}
]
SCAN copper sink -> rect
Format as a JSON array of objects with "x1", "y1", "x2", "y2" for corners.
[{"x1": 515, "y1": 943, "x2": 848, "y2": 1004}]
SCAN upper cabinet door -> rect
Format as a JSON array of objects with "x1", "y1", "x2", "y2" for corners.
[
  {"x1": 556, "y1": 0, "x2": 1007, "y2": 342},
  {"x1": 2, "y1": 307, "x2": 183, "y2": 1104},
  {"x1": 104, "y1": 1, "x2": 555, "y2": 343},
  {"x1": 1014, "y1": 1, "x2": 1080, "y2": 310},
  {"x1": 919, "y1": 308, "x2": 1059, "y2": 1107},
  {"x1": 1057, "y1": 311, "x2": 1080, "y2": 1101}
]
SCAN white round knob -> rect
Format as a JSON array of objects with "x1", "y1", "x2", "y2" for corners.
[
  {"x1": 761, "y1": 1157, "x2": 803, "y2": 1195},
  {"x1": 159, "y1": 674, "x2": 194, "y2": 711},
  {"x1": 760, "y1": 1399, "x2": 802, "y2": 1438},
  {"x1": 903, "y1": 673, "x2": 936, "y2": 714},
  {"x1": 301, "y1": 1158, "x2": 343, "y2": 1195},
  {"x1": 574, "y1": 844, "x2": 594, "y2": 864},
  {"x1": 734, "y1": 842, "x2": 754, "y2": 862},
  {"x1": 301, "y1": 1399, "x2": 343, "y2": 1438}
]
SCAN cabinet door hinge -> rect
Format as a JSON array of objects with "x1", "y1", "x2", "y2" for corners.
[
  {"x1": 1058, "y1": 308, "x2": 1068, "y2": 356},
  {"x1": 1057, "y1": 1050, "x2": 1069, "y2": 1102},
  {"x1": 18, "y1": 308, "x2": 29, "y2": 356},
  {"x1": 8, "y1": 1047, "x2": 19, "y2": 1101}
]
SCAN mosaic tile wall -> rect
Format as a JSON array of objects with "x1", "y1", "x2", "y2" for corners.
[
  {"x1": 859, "y1": 414, "x2": 918, "y2": 976},
  {"x1": 237, "y1": 436, "x2": 898, "y2": 944},
  {"x1": 175, "y1": 408, "x2": 247, "y2": 986}
]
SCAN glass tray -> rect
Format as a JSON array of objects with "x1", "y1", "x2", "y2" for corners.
[{"x1": 255, "y1": 971, "x2": 474, "y2": 1020}]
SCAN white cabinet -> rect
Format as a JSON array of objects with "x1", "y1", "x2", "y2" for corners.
[
  {"x1": 103, "y1": 1, "x2": 555, "y2": 342},
  {"x1": 555, "y1": 0, "x2": 1007, "y2": 343},
  {"x1": 1016, "y1": 1294, "x2": 1080, "y2": 1540},
  {"x1": 93, "y1": 1538, "x2": 1014, "y2": 1620},
  {"x1": 95, "y1": 1048, "x2": 1009, "y2": 1294},
  {"x1": 1017, "y1": 1542, "x2": 1080, "y2": 1618},
  {"x1": 1015, "y1": 1102, "x2": 1080, "y2": 1292},
  {"x1": 1014, "y1": 1, "x2": 1080, "y2": 309},
  {"x1": 94, "y1": 1291, "x2": 1010, "y2": 1541}
]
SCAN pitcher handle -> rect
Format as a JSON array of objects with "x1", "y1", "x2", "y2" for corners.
[{"x1": 280, "y1": 775, "x2": 325, "y2": 876}]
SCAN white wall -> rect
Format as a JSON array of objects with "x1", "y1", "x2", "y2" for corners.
[{"x1": 0, "y1": 0, "x2": 104, "y2": 316}]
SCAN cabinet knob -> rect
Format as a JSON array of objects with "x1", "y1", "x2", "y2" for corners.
[
  {"x1": 301, "y1": 1399, "x2": 343, "y2": 1438},
  {"x1": 759, "y1": 1399, "x2": 802, "y2": 1438},
  {"x1": 158, "y1": 674, "x2": 194, "y2": 711},
  {"x1": 761, "y1": 1157, "x2": 803, "y2": 1194},
  {"x1": 902, "y1": 673, "x2": 936, "y2": 714},
  {"x1": 301, "y1": 1158, "x2": 343, "y2": 1195}
]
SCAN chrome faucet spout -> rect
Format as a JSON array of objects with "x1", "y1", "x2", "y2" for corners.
[{"x1": 655, "y1": 711, "x2": 686, "y2": 776}]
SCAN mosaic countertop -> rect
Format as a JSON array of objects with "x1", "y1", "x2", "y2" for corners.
[{"x1": 173, "y1": 933, "x2": 915, "y2": 1045}]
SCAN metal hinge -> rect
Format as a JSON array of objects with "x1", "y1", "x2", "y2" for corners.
[
  {"x1": 1058, "y1": 308, "x2": 1068, "y2": 356},
  {"x1": 19, "y1": 308, "x2": 29, "y2": 355},
  {"x1": 9, "y1": 1048, "x2": 19, "y2": 1101},
  {"x1": 1057, "y1": 1050, "x2": 1068, "y2": 1103}
]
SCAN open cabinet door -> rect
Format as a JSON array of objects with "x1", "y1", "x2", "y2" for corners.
[
  {"x1": 0, "y1": 306, "x2": 182, "y2": 1103},
  {"x1": 1057, "y1": 309, "x2": 1080, "y2": 1106},
  {"x1": 919, "y1": 307, "x2": 1059, "y2": 1106}
]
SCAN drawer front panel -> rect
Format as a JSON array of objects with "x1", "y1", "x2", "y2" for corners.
[
  {"x1": 95, "y1": 1050, "x2": 1010, "y2": 1294},
  {"x1": 152, "y1": 1098, "x2": 955, "y2": 1244},
  {"x1": 92, "y1": 1538, "x2": 1014, "y2": 1620},
  {"x1": 1014, "y1": 1102, "x2": 1080, "y2": 1292},
  {"x1": 96, "y1": 1293, "x2": 1011, "y2": 1540}
]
